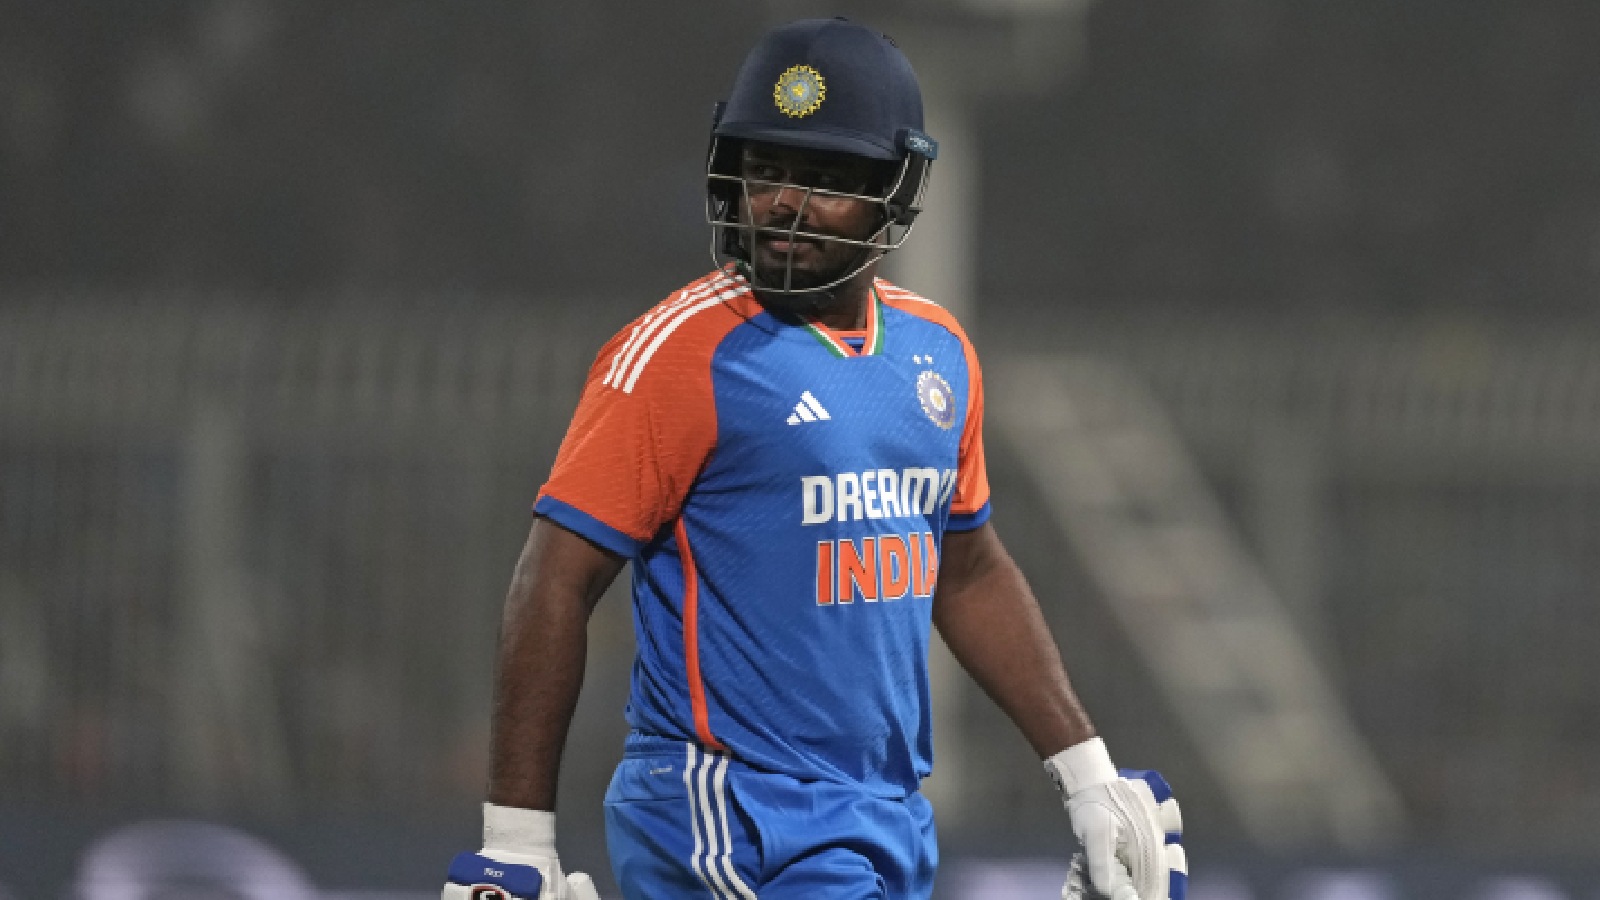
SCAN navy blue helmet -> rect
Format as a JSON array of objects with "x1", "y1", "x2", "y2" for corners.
[{"x1": 707, "y1": 18, "x2": 937, "y2": 304}]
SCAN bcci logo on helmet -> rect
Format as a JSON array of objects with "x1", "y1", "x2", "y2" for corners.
[
  {"x1": 917, "y1": 371, "x2": 956, "y2": 429},
  {"x1": 773, "y1": 64, "x2": 826, "y2": 118}
]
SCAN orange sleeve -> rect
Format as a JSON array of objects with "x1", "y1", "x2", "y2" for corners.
[
  {"x1": 949, "y1": 330, "x2": 992, "y2": 525},
  {"x1": 534, "y1": 286, "x2": 744, "y2": 555}
]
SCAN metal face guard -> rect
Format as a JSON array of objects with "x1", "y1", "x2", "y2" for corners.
[{"x1": 705, "y1": 139, "x2": 929, "y2": 299}]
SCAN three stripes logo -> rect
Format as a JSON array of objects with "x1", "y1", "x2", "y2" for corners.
[
  {"x1": 787, "y1": 391, "x2": 830, "y2": 425},
  {"x1": 684, "y1": 745, "x2": 758, "y2": 900},
  {"x1": 602, "y1": 273, "x2": 749, "y2": 394}
]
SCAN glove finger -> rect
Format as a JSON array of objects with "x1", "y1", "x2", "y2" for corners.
[
  {"x1": 1111, "y1": 780, "x2": 1167, "y2": 900},
  {"x1": 565, "y1": 872, "x2": 601, "y2": 900},
  {"x1": 1158, "y1": 798, "x2": 1182, "y2": 837},
  {"x1": 1167, "y1": 844, "x2": 1188, "y2": 900},
  {"x1": 1166, "y1": 843, "x2": 1187, "y2": 874},
  {"x1": 1083, "y1": 823, "x2": 1135, "y2": 900},
  {"x1": 1123, "y1": 777, "x2": 1159, "y2": 812},
  {"x1": 1117, "y1": 769, "x2": 1175, "y2": 806},
  {"x1": 1061, "y1": 853, "x2": 1088, "y2": 900}
]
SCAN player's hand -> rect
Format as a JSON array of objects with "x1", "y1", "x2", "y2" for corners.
[
  {"x1": 1060, "y1": 770, "x2": 1186, "y2": 900},
  {"x1": 1045, "y1": 739, "x2": 1182, "y2": 900},
  {"x1": 442, "y1": 805, "x2": 600, "y2": 900},
  {"x1": 443, "y1": 850, "x2": 599, "y2": 900}
]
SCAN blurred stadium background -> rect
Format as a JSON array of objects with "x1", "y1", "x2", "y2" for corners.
[{"x1": 3, "y1": 0, "x2": 1600, "y2": 897}]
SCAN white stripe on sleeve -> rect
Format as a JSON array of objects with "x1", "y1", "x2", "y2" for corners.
[
  {"x1": 620, "y1": 287, "x2": 744, "y2": 394},
  {"x1": 604, "y1": 284, "x2": 704, "y2": 388}
]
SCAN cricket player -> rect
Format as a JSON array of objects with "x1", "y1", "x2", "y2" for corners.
[{"x1": 444, "y1": 17, "x2": 1185, "y2": 900}]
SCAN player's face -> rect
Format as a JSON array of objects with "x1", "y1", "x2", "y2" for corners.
[{"x1": 737, "y1": 142, "x2": 887, "y2": 292}]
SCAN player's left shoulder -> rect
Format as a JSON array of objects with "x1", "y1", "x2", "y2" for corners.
[
  {"x1": 874, "y1": 278, "x2": 978, "y2": 356},
  {"x1": 875, "y1": 278, "x2": 967, "y2": 333}
]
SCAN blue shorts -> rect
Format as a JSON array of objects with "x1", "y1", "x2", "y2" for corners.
[{"x1": 604, "y1": 733, "x2": 938, "y2": 900}]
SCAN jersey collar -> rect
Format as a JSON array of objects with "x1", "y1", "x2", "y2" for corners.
[{"x1": 802, "y1": 284, "x2": 885, "y2": 358}]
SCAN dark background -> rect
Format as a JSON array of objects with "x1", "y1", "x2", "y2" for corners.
[{"x1": 7, "y1": 2, "x2": 1598, "y2": 313}]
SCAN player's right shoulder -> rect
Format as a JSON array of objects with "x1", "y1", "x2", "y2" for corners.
[{"x1": 591, "y1": 266, "x2": 760, "y2": 396}]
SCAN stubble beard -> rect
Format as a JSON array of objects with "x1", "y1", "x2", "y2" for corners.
[
  {"x1": 745, "y1": 233, "x2": 878, "y2": 318},
  {"x1": 748, "y1": 255, "x2": 861, "y2": 317}
]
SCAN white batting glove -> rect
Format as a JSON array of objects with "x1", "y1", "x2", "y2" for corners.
[
  {"x1": 1045, "y1": 738, "x2": 1177, "y2": 900},
  {"x1": 442, "y1": 804, "x2": 601, "y2": 900},
  {"x1": 1062, "y1": 770, "x2": 1187, "y2": 900}
]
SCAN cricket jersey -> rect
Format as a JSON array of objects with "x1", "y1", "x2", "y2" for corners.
[{"x1": 534, "y1": 264, "x2": 991, "y2": 798}]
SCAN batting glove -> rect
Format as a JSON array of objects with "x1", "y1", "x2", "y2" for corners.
[
  {"x1": 1061, "y1": 769, "x2": 1186, "y2": 900},
  {"x1": 1045, "y1": 739, "x2": 1183, "y2": 900},
  {"x1": 442, "y1": 805, "x2": 601, "y2": 900}
]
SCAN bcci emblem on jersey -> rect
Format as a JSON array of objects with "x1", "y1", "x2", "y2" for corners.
[
  {"x1": 774, "y1": 64, "x2": 825, "y2": 118},
  {"x1": 917, "y1": 370, "x2": 956, "y2": 429}
]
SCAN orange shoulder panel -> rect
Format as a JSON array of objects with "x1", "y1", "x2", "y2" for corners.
[
  {"x1": 875, "y1": 279, "x2": 991, "y2": 517},
  {"x1": 538, "y1": 269, "x2": 758, "y2": 544}
]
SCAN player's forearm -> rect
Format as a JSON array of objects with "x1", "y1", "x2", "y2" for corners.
[
  {"x1": 934, "y1": 526, "x2": 1096, "y2": 758},
  {"x1": 485, "y1": 519, "x2": 623, "y2": 811},
  {"x1": 486, "y1": 591, "x2": 588, "y2": 810}
]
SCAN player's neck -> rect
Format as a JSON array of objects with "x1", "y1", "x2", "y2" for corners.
[{"x1": 811, "y1": 270, "x2": 877, "y2": 332}]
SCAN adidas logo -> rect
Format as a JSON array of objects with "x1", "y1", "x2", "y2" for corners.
[{"x1": 787, "y1": 391, "x2": 831, "y2": 425}]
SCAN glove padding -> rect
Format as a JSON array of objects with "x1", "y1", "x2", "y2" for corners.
[
  {"x1": 443, "y1": 850, "x2": 600, "y2": 900},
  {"x1": 1063, "y1": 768, "x2": 1185, "y2": 900},
  {"x1": 1063, "y1": 838, "x2": 1187, "y2": 900}
]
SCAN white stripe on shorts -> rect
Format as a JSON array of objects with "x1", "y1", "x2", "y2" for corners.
[
  {"x1": 711, "y1": 754, "x2": 758, "y2": 899},
  {"x1": 683, "y1": 745, "x2": 757, "y2": 900}
]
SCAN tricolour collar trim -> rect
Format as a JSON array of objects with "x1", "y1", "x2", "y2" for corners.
[{"x1": 801, "y1": 285, "x2": 884, "y2": 358}]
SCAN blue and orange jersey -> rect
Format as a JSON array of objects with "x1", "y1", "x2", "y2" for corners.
[{"x1": 534, "y1": 265, "x2": 991, "y2": 797}]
